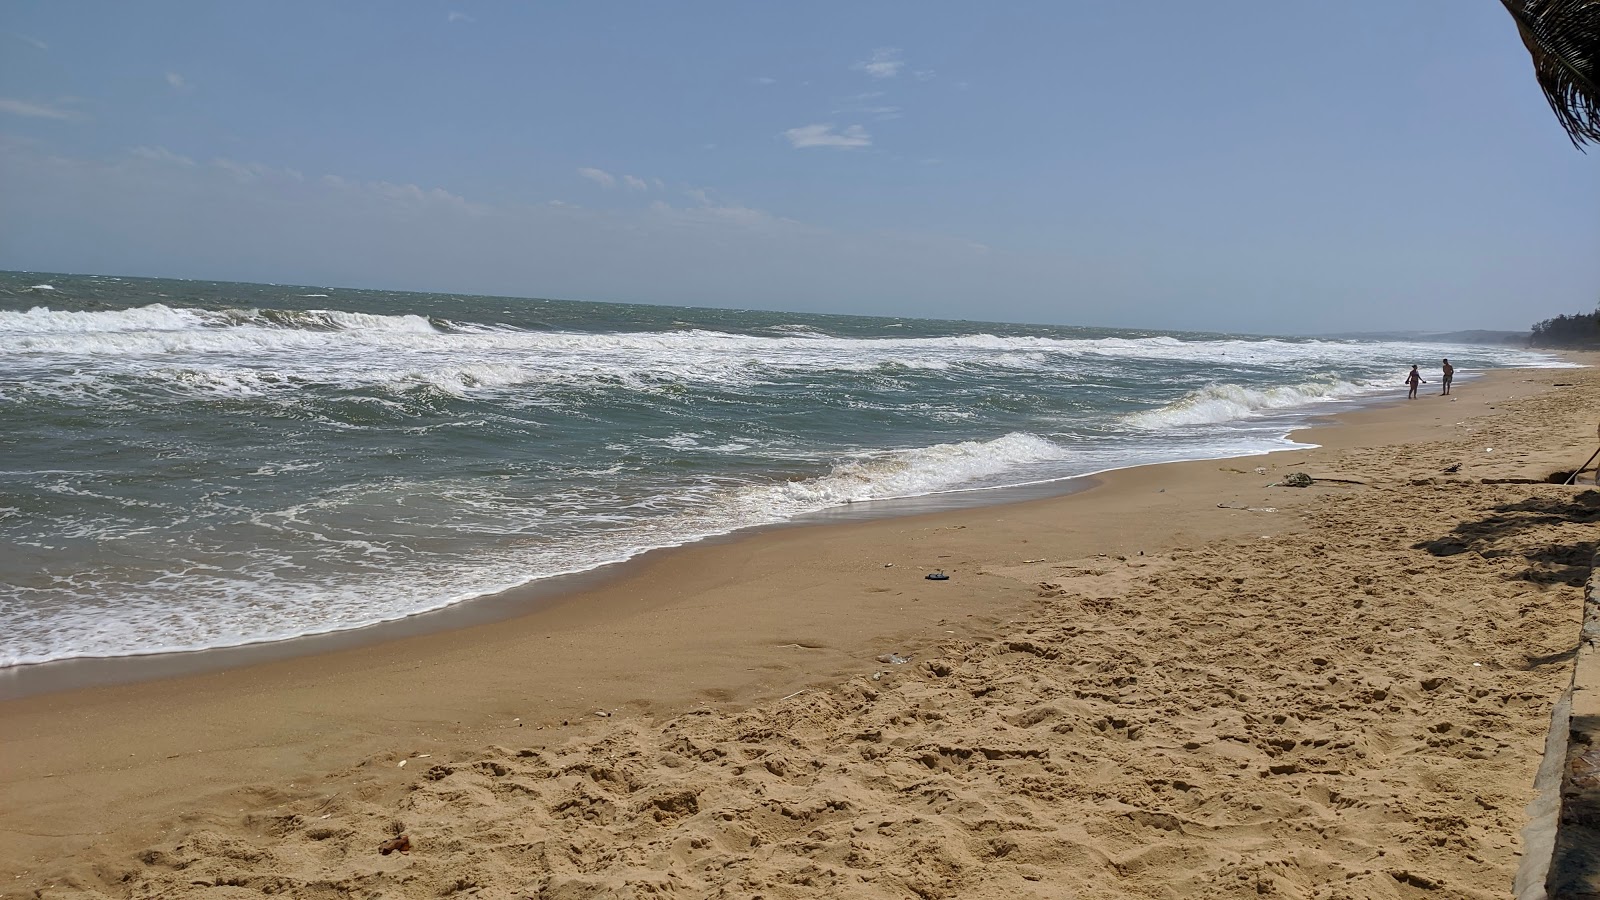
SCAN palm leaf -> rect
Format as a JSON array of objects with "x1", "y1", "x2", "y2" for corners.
[{"x1": 1501, "y1": 0, "x2": 1600, "y2": 147}]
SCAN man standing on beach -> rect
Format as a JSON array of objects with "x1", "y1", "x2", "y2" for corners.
[
  {"x1": 1406, "y1": 365, "x2": 1425, "y2": 400},
  {"x1": 1441, "y1": 359, "x2": 1454, "y2": 396}
]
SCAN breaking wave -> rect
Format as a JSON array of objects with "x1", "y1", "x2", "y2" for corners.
[{"x1": 1127, "y1": 379, "x2": 1376, "y2": 429}]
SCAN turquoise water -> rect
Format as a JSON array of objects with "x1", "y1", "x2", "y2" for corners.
[{"x1": 0, "y1": 271, "x2": 1565, "y2": 666}]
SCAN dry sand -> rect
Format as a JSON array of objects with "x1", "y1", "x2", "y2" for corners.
[{"x1": 3, "y1": 360, "x2": 1599, "y2": 900}]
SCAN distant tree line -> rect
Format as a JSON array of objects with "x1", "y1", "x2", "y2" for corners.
[{"x1": 1530, "y1": 302, "x2": 1600, "y2": 348}]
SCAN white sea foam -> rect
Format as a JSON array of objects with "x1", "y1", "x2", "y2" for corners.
[
  {"x1": 1127, "y1": 378, "x2": 1376, "y2": 428},
  {"x1": 0, "y1": 303, "x2": 1567, "y2": 408},
  {"x1": 247, "y1": 462, "x2": 324, "y2": 477},
  {"x1": 766, "y1": 323, "x2": 827, "y2": 336},
  {"x1": 0, "y1": 304, "x2": 1559, "y2": 372},
  {"x1": 0, "y1": 431, "x2": 1077, "y2": 665},
  {"x1": 0, "y1": 303, "x2": 207, "y2": 333},
  {"x1": 737, "y1": 432, "x2": 1071, "y2": 510}
]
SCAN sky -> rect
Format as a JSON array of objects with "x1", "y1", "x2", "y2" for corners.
[{"x1": 0, "y1": 2, "x2": 1596, "y2": 335}]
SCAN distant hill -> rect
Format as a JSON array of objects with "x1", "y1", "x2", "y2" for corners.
[{"x1": 1312, "y1": 329, "x2": 1529, "y2": 346}]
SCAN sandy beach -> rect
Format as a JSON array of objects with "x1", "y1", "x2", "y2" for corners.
[{"x1": 4, "y1": 359, "x2": 1598, "y2": 899}]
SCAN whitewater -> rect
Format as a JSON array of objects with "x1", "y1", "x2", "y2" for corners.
[{"x1": 0, "y1": 272, "x2": 1570, "y2": 667}]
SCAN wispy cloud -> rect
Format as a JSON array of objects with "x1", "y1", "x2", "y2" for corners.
[
  {"x1": 577, "y1": 167, "x2": 617, "y2": 189},
  {"x1": 0, "y1": 98, "x2": 75, "y2": 120},
  {"x1": 119, "y1": 144, "x2": 479, "y2": 214},
  {"x1": 214, "y1": 158, "x2": 285, "y2": 183},
  {"x1": 853, "y1": 48, "x2": 904, "y2": 79},
  {"x1": 356, "y1": 179, "x2": 482, "y2": 213},
  {"x1": 580, "y1": 168, "x2": 652, "y2": 191},
  {"x1": 754, "y1": 76, "x2": 776, "y2": 86},
  {"x1": 131, "y1": 146, "x2": 195, "y2": 166},
  {"x1": 783, "y1": 123, "x2": 871, "y2": 150},
  {"x1": 661, "y1": 188, "x2": 799, "y2": 232},
  {"x1": 7, "y1": 33, "x2": 48, "y2": 51},
  {"x1": 835, "y1": 92, "x2": 901, "y2": 120},
  {"x1": 318, "y1": 174, "x2": 486, "y2": 215},
  {"x1": 447, "y1": 10, "x2": 475, "y2": 23},
  {"x1": 165, "y1": 72, "x2": 192, "y2": 92}
]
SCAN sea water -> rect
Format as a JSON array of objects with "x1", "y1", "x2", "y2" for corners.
[{"x1": 0, "y1": 272, "x2": 1567, "y2": 666}]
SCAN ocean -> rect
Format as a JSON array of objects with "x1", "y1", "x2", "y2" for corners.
[{"x1": 0, "y1": 271, "x2": 1567, "y2": 668}]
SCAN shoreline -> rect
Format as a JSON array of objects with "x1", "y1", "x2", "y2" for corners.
[
  {"x1": 4, "y1": 359, "x2": 1598, "y2": 897},
  {"x1": 0, "y1": 466, "x2": 1113, "y2": 702},
  {"x1": 0, "y1": 372, "x2": 1518, "y2": 700}
]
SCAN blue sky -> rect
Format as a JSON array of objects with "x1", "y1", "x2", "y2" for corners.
[{"x1": 0, "y1": 2, "x2": 1595, "y2": 334}]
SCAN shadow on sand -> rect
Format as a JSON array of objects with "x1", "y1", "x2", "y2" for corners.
[
  {"x1": 1413, "y1": 490, "x2": 1600, "y2": 589},
  {"x1": 1413, "y1": 490, "x2": 1600, "y2": 896}
]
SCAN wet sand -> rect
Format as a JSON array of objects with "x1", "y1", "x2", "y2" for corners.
[{"x1": 3, "y1": 359, "x2": 1597, "y2": 899}]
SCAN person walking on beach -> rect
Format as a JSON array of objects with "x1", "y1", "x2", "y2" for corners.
[
  {"x1": 1405, "y1": 365, "x2": 1425, "y2": 400},
  {"x1": 1441, "y1": 359, "x2": 1454, "y2": 396}
]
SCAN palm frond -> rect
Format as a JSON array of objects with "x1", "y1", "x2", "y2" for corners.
[{"x1": 1501, "y1": 0, "x2": 1600, "y2": 147}]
